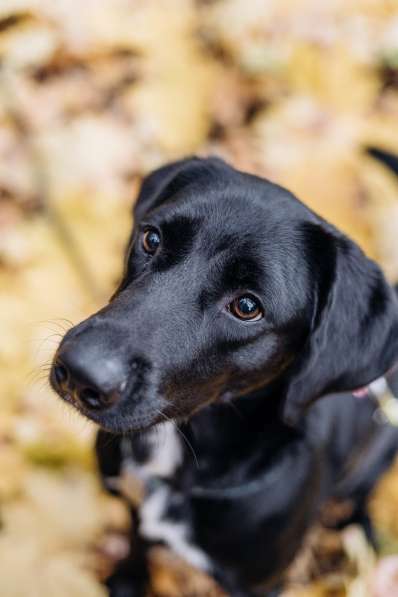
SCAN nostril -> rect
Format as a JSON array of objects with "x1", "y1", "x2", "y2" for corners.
[
  {"x1": 79, "y1": 387, "x2": 103, "y2": 410},
  {"x1": 54, "y1": 363, "x2": 68, "y2": 386}
]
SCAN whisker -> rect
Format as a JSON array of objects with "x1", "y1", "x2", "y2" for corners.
[
  {"x1": 101, "y1": 431, "x2": 120, "y2": 450},
  {"x1": 54, "y1": 317, "x2": 74, "y2": 327},
  {"x1": 155, "y1": 408, "x2": 199, "y2": 469},
  {"x1": 25, "y1": 364, "x2": 52, "y2": 384},
  {"x1": 35, "y1": 377, "x2": 51, "y2": 393},
  {"x1": 33, "y1": 333, "x2": 63, "y2": 360},
  {"x1": 225, "y1": 399, "x2": 245, "y2": 421},
  {"x1": 38, "y1": 318, "x2": 73, "y2": 332}
]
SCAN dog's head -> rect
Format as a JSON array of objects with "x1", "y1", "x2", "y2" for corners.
[{"x1": 50, "y1": 157, "x2": 398, "y2": 431}]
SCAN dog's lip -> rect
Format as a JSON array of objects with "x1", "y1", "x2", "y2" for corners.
[
  {"x1": 51, "y1": 384, "x2": 91, "y2": 416},
  {"x1": 53, "y1": 385, "x2": 109, "y2": 417},
  {"x1": 49, "y1": 363, "x2": 125, "y2": 412},
  {"x1": 49, "y1": 372, "x2": 106, "y2": 416},
  {"x1": 50, "y1": 376, "x2": 161, "y2": 433},
  {"x1": 79, "y1": 402, "x2": 164, "y2": 435},
  {"x1": 87, "y1": 412, "x2": 159, "y2": 434}
]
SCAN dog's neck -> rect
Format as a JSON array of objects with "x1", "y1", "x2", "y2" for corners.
[{"x1": 177, "y1": 382, "x2": 302, "y2": 494}]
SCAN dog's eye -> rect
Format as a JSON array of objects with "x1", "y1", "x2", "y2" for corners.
[
  {"x1": 229, "y1": 295, "x2": 263, "y2": 321},
  {"x1": 142, "y1": 228, "x2": 161, "y2": 255}
]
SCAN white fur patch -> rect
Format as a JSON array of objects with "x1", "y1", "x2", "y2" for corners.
[
  {"x1": 122, "y1": 421, "x2": 183, "y2": 481},
  {"x1": 140, "y1": 485, "x2": 210, "y2": 571},
  {"x1": 143, "y1": 421, "x2": 183, "y2": 478},
  {"x1": 117, "y1": 422, "x2": 208, "y2": 571},
  {"x1": 369, "y1": 376, "x2": 388, "y2": 397}
]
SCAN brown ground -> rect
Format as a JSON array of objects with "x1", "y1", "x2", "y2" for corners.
[{"x1": 1, "y1": 1, "x2": 398, "y2": 595}]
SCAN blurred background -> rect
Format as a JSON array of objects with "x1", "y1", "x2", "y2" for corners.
[{"x1": 1, "y1": 1, "x2": 398, "y2": 595}]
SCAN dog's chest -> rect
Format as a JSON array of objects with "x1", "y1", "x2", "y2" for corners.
[
  {"x1": 118, "y1": 422, "x2": 210, "y2": 571},
  {"x1": 121, "y1": 420, "x2": 184, "y2": 479}
]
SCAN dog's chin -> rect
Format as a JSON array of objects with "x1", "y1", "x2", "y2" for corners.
[
  {"x1": 50, "y1": 372, "x2": 220, "y2": 434},
  {"x1": 83, "y1": 408, "x2": 162, "y2": 435},
  {"x1": 50, "y1": 386, "x2": 163, "y2": 435},
  {"x1": 92, "y1": 394, "x2": 218, "y2": 434}
]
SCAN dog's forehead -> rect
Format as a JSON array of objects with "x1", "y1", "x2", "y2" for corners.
[
  {"x1": 160, "y1": 179, "x2": 304, "y2": 254},
  {"x1": 146, "y1": 161, "x2": 310, "y2": 236},
  {"x1": 138, "y1": 168, "x2": 317, "y2": 301}
]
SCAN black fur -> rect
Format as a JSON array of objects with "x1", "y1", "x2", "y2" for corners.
[{"x1": 50, "y1": 156, "x2": 398, "y2": 595}]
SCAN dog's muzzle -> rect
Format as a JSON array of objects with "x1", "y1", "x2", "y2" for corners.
[{"x1": 50, "y1": 322, "x2": 133, "y2": 412}]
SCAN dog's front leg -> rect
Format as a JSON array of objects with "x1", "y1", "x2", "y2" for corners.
[
  {"x1": 104, "y1": 508, "x2": 150, "y2": 597},
  {"x1": 96, "y1": 430, "x2": 152, "y2": 597},
  {"x1": 96, "y1": 423, "x2": 194, "y2": 596}
]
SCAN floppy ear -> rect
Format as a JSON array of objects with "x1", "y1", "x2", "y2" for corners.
[
  {"x1": 133, "y1": 156, "x2": 227, "y2": 221},
  {"x1": 133, "y1": 158, "x2": 196, "y2": 220},
  {"x1": 282, "y1": 222, "x2": 398, "y2": 426}
]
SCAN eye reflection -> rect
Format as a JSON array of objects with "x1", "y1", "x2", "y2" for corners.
[
  {"x1": 142, "y1": 228, "x2": 161, "y2": 255},
  {"x1": 229, "y1": 295, "x2": 263, "y2": 321}
]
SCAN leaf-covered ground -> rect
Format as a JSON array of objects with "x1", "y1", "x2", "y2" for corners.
[{"x1": 1, "y1": 1, "x2": 398, "y2": 595}]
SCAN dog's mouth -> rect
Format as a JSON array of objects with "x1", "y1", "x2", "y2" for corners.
[
  {"x1": 49, "y1": 365, "x2": 224, "y2": 435},
  {"x1": 51, "y1": 382, "x2": 164, "y2": 434},
  {"x1": 48, "y1": 338, "x2": 233, "y2": 434},
  {"x1": 79, "y1": 406, "x2": 163, "y2": 434},
  {"x1": 49, "y1": 360, "x2": 164, "y2": 434}
]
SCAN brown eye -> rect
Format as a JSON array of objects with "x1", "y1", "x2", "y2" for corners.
[
  {"x1": 142, "y1": 229, "x2": 161, "y2": 254},
  {"x1": 229, "y1": 295, "x2": 263, "y2": 321}
]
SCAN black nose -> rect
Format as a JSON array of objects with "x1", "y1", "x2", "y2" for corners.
[{"x1": 52, "y1": 343, "x2": 126, "y2": 411}]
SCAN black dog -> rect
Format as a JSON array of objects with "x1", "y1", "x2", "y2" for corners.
[
  {"x1": 50, "y1": 155, "x2": 398, "y2": 595},
  {"x1": 95, "y1": 380, "x2": 398, "y2": 596}
]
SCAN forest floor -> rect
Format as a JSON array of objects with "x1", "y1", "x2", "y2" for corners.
[{"x1": 1, "y1": 1, "x2": 398, "y2": 595}]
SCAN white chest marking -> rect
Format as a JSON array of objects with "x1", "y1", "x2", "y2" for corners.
[
  {"x1": 139, "y1": 485, "x2": 210, "y2": 571},
  {"x1": 122, "y1": 421, "x2": 183, "y2": 481},
  {"x1": 119, "y1": 422, "x2": 209, "y2": 570}
]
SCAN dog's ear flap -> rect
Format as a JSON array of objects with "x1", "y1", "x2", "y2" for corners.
[
  {"x1": 282, "y1": 223, "x2": 398, "y2": 426},
  {"x1": 133, "y1": 156, "x2": 226, "y2": 221},
  {"x1": 133, "y1": 159, "x2": 194, "y2": 220}
]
